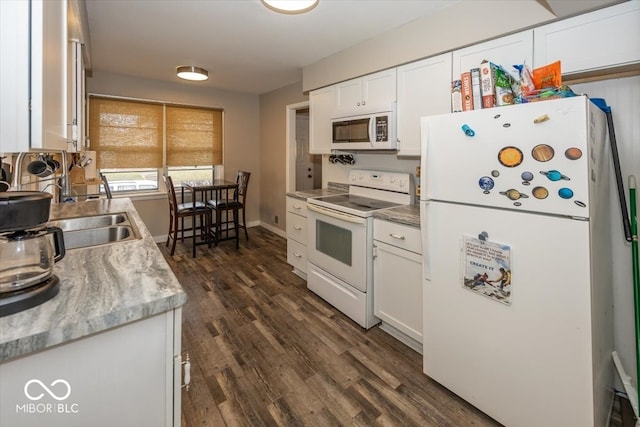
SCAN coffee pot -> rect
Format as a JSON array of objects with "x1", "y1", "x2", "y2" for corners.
[{"x1": 0, "y1": 191, "x2": 65, "y2": 316}]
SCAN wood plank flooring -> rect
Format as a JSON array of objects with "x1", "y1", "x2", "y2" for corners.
[{"x1": 159, "y1": 227, "x2": 503, "y2": 426}]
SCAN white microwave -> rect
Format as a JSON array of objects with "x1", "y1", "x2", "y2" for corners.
[{"x1": 331, "y1": 111, "x2": 396, "y2": 150}]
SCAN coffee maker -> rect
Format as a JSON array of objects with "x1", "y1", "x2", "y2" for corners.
[{"x1": 0, "y1": 191, "x2": 65, "y2": 316}]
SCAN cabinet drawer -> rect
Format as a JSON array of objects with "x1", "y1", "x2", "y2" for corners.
[
  {"x1": 286, "y1": 212, "x2": 307, "y2": 245},
  {"x1": 286, "y1": 197, "x2": 308, "y2": 217},
  {"x1": 287, "y1": 238, "x2": 307, "y2": 274},
  {"x1": 374, "y1": 219, "x2": 421, "y2": 254}
]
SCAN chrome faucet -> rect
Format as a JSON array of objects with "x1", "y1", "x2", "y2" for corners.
[{"x1": 11, "y1": 150, "x2": 71, "y2": 202}]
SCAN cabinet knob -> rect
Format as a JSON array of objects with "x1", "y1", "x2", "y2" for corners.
[
  {"x1": 356, "y1": 102, "x2": 361, "y2": 107},
  {"x1": 362, "y1": 101, "x2": 366, "y2": 106},
  {"x1": 293, "y1": 252, "x2": 302, "y2": 258},
  {"x1": 294, "y1": 225, "x2": 302, "y2": 230}
]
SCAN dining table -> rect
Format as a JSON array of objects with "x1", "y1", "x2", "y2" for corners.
[{"x1": 182, "y1": 179, "x2": 239, "y2": 258}]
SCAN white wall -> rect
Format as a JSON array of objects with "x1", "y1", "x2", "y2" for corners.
[
  {"x1": 571, "y1": 75, "x2": 640, "y2": 391},
  {"x1": 86, "y1": 70, "x2": 261, "y2": 238}
]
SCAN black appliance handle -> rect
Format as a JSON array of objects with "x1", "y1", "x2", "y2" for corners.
[{"x1": 47, "y1": 226, "x2": 66, "y2": 263}]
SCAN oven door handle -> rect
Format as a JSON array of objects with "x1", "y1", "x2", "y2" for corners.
[{"x1": 307, "y1": 203, "x2": 367, "y2": 225}]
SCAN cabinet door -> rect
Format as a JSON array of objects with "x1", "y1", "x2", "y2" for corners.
[
  {"x1": 396, "y1": 53, "x2": 452, "y2": 156},
  {"x1": 334, "y1": 78, "x2": 363, "y2": 114},
  {"x1": 309, "y1": 86, "x2": 334, "y2": 154},
  {"x1": 0, "y1": 311, "x2": 177, "y2": 427},
  {"x1": 534, "y1": 2, "x2": 640, "y2": 75},
  {"x1": 373, "y1": 240, "x2": 423, "y2": 343},
  {"x1": 31, "y1": 0, "x2": 68, "y2": 150},
  {"x1": 361, "y1": 68, "x2": 396, "y2": 113},
  {"x1": 452, "y1": 30, "x2": 533, "y2": 79},
  {"x1": 0, "y1": 0, "x2": 30, "y2": 153}
]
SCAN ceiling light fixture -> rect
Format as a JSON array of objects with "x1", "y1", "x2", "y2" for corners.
[
  {"x1": 176, "y1": 66, "x2": 209, "y2": 81},
  {"x1": 261, "y1": 0, "x2": 318, "y2": 14}
]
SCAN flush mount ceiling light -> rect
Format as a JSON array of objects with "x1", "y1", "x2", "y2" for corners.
[
  {"x1": 261, "y1": 0, "x2": 318, "y2": 14},
  {"x1": 176, "y1": 66, "x2": 209, "y2": 81}
]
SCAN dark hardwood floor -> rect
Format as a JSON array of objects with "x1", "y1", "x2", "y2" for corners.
[
  {"x1": 160, "y1": 226, "x2": 628, "y2": 427},
  {"x1": 158, "y1": 226, "x2": 498, "y2": 426}
]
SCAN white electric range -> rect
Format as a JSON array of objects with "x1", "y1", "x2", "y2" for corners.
[{"x1": 306, "y1": 169, "x2": 413, "y2": 328}]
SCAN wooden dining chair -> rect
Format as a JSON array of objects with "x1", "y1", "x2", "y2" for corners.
[
  {"x1": 207, "y1": 170, "x2": 250, "y2": 242},
  {"x1": 163, "y1": 174, "x2": 210, "y2": 256}
]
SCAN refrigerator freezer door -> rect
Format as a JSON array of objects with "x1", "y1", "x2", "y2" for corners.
[
  {"x1": 421, "y1": 200, "x2": 610, "y2": 427},
  {"x1": 420, "y1": 96, "x2": 606, "y2": 219}
]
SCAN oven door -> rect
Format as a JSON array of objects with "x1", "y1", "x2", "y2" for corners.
[{"x1": 306, "y1": 203, "x2": 369, "y2": 292}]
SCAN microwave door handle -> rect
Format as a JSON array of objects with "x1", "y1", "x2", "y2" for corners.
[{"x1": 369, "y1": 117, "x2": 375, "y2": 143}]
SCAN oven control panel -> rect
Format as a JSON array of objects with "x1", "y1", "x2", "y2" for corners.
[{"x1": 348, "y1": 169, "x2": 412, "y2": 194}]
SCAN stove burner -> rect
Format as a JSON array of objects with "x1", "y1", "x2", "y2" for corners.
[{"x1": 0, "y1": 275, "x2": 60, "y2": 317}]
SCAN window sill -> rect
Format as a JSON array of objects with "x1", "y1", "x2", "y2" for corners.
[{"x1": 113, "y1": 191, "x2": 168, "y2": 202}]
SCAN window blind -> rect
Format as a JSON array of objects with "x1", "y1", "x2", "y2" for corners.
[
  {"x1": 166, "y1": 105, "x2": 223, "y2": 166},
  {"x1": 88, "y1": 96, "x2": 223, "y2": 169},
  {"x1": 89, "y1": 97, "x2": 163, "y2": 169}
]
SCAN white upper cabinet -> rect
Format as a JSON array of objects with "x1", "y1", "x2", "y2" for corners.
[
  {"x1": 309, "y1": 85, "x2": 335, "y2": 155},
  {"x1": 0, "y1": 0, "x2": 69, "y2": 153},
  {"x1": 31, "y1": 0, "x2": 69, "y2": 150},
  {"x1": 396, "y1": 53, "x2": 452, "y2": 156},
  {"x1": 534, "y1": 1, "x2": 640, "y2": 76},
  {"x1": 452, "y1": 30, "x2": 534, "y2": 79},
  {"x1": 0, "y1": 1, "x2": 30, "y2": 153},
  {"x1": 334, "y1": 69, "x2": 396, "y2": 117}
]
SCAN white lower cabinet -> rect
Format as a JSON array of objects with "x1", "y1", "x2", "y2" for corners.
[
  {"x1": 286, "y1": 196, "x2": 309, "y2": 277},
  {"x1": 0, "y1": 309, "x2": 184, "y2": 427},
  {"x1": 373, "y1": 219, "x2": 423, "y2": 352}
]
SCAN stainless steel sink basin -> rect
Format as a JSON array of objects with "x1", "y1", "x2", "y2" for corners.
[
  {"x1": 48, "y1": 212, "x2": 141, "y2": 250},
  {"x1": 62, "y1": 225, "x2": 138, "y2": 250},
  {"x1": 52, "y1": 213, "x2": 128, "y2": 231}
]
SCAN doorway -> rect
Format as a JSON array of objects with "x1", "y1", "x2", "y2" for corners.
[{"x1": 286, "y1": 102, "x2": 322, "y2": 192}]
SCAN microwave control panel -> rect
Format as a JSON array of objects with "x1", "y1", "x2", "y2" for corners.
[{"x1": 375, "y1": 116, "x2": 389, "y2": 142}]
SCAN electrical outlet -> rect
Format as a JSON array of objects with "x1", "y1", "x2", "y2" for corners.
[{"x1": 274, "y1": 215, "x2": 278, "y2": 224}]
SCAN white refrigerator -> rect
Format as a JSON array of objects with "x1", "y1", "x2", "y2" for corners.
[{"x1": 419, "y1": 96, "x2": 615, "y2": 427}]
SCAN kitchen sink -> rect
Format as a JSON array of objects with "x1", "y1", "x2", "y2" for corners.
[
  {"x1": 51, "y1": 213, "x2": 128, "y2": 231},
  {"x1": 48, "y1": 212, "x2": 141, "y2": 250}
]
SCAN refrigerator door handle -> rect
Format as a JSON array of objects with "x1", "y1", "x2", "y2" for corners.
[{"x1": 420, "y1": 201, "x2": 431, "y2": 282}]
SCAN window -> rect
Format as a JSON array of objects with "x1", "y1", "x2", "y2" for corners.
[{"x1": 89, "y1": 96, "x2": 223, "y2": 195}]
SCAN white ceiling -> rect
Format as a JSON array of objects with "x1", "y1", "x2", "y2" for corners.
[{"x1": 84, "y1": 0, "x2": 620, "y2": 95}]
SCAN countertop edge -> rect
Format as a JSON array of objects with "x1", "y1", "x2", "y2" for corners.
[{"x1": 0, "y1": 293, "x2": 187, "y2": 361}]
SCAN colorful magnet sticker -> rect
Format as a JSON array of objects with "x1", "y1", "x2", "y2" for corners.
[
  {"x1": 532, "y1": 186, "x2": 549, "y2": 199},
  {"x1": 500, "y1": 189, "x2": 529, "y2": 201},
  {"x1": 565, "y1": 147, "x2": 583, "y2": 160},
  {"x1": 478, "y1": 176, "x2": 495, "y2": 194},
  {"x1": 558, "y1": 187, "x2": 574, "y2": 199},
  {"x1": 521, "y1": 171, "x2": 534, "y2": 185},
  {"x1": 531, "y1": 144, "x2": 555, "y2": 162},
  {"x1": 491, "y1": 170, "x2": 500, "y2": 177},
  {"x1": 540, "y1": 170, "x2": 570, "y2": 181},
  {"x1": 498, "y1": 146, "x2": 524, "y2": 168}
]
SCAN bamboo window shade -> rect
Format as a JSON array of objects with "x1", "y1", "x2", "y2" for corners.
[
  {"x1": 89, "y1": 97, "x2": 163, "y2": 169},
  {"x1": 89, "y1": 96, "x2": 223, "y2": 169},
  {"x1": 166, "y1": 106, "x2": 222, "y2": 166}
]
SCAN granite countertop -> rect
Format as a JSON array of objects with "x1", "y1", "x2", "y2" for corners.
[
  {"x1": 372, "y1": 204, "x2": 421, "y2": 228},
  {"x1": 286, "y1": 182, "x2": 349, "y2": 200},
  {"x1": 0, "y1": 198, "x2": 187, "y2": 361}
]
